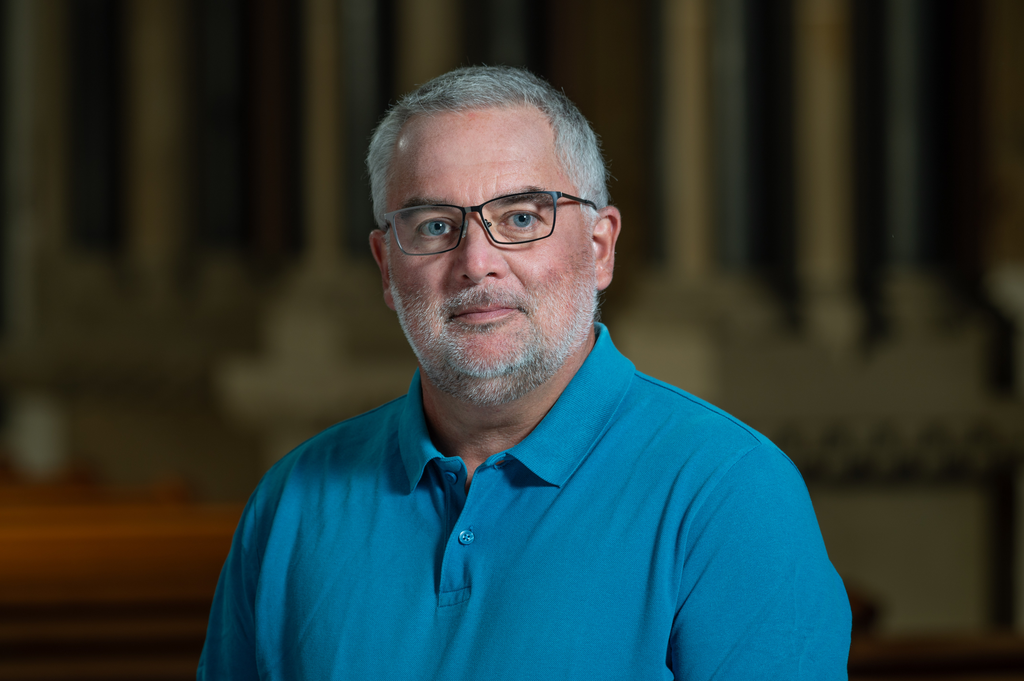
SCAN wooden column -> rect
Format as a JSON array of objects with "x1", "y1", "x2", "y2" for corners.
[
  {"x1": 3, "y1": 0, "x2": 37, "y2": 342},
  {"x1": 612, "y1": 0, "x2": 719, "y2": 404},
  {"x1": 663, "y1": 0, "x2": 714, "y2": 285},
  {"x1": 249, "y1": 0, "x2": 299, "y2": 259},
  {"x1": 395, "y1": 0, "x2": 461, "y2": 94},
  {"x1": 985, "y1": 0, "x2": 1024, "y2": 267},
  {"x1": 885, "y1": 0, "x2": 928, "y2": 267},
  {"x1": 881, "y1": 0, "x2": 948, "y2": 334},
  {"x1": 341, "y1": 0, "x2": 384, "y2": 248},
  {"x1": 794, "y1": 0, "x2": 863, "y2": 351},
  {"x1": 712, "y1": 0, "x2": 753, "y2": 271},
  {"x1": 124, "y1": 0, "x2": 189, "y2": 300},
  {"x1": 31, "y1": 0, "x2": 68, "y2": 264},
  {"x1": 1, "y1": 2, "x2": 74, "y2": 481},
  {"x1": 217, "y1": 0, "x2": 419, "y2": 470},
  {"x1": 985, "y1": 0, "x2": 1024, "y2": 397},
  {"x1": 303, "y1": 0, "x2": 342, "y2": 273}
]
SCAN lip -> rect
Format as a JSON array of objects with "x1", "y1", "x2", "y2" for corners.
[{"x1": 451, "y1": 306, "x2": 519, "y2": 324}]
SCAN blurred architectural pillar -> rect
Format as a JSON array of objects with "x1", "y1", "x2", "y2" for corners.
[
  {"x1": 985, "y1": 0, "x2": 1024, "y2": 267},
  {"x1": 303, "y1": 0, "x2": 343, "y2": 276},
  {"x1": 613, "y1": 0, "x2": 720, "y2": 404},
  {"x1": 793, "y1": 0, "x2": 863, "y2": 352},
  {"x1": 2, "y1": 0, "x2": 36, "y2": 344},
  {"x1": 885, "y1": 0, "x2": 928, "y2": 268},
  {"x1": 395, "y1": 0, "x2": 461, "y2": 94},
  {"x1": 711, "y1": 0, "x2": 752, "y2": 273},
  {"x1": 196, "y1": 0, "x2": 245, "y2": 250},
  {"x1": 341, "y1": 0, "x2": 385, "y2": 250},
  {"x1": 31, "y1": 0, "x2": 68, "y2": 276},
  {"x1": 882, "y1": 0, "x2": 946, "y2": 333},
  {"x1": 2, "y1": 1, "x2": 70, "y2": 479},
  {"x1": 986, "y1": 0, "x2": 1024, "y2": 632},
  {"x1": 217, "y1": 0, "x2": 408, "y2": 468},
  {"x1": 662, "y1": 0, "x2": 714, "y2": 285},
  {"x1": 124, "y1": 0, "x2": 189, "y2": 302},
  {"x1": 488, "y1": 0, "x2": 529, "y2": 66},
  {"x1": 248, "y1": 0, "x2": 302, "y2": 259},
  {"x1": 707, "y1": 0, "x2": 787, "y2": 331},
  {"x1": 192, "y1": 0, "x2": 251, "y2": 309}
]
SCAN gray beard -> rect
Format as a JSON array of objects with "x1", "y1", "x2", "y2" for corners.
[{"x1": 390, "y1": 270, "x2": 597, "y2": 407}]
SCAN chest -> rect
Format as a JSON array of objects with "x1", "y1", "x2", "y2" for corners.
[{"x1": 251, "y1": 461, "x2": 684, "y2": 679}]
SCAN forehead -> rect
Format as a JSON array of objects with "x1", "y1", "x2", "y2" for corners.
[{"x1": 387, "y1": 106, "x2": 568, "y2": 208}]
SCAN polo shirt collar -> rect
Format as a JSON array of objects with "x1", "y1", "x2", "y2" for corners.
[{"x1": 398, "y1": 323, "x2": 635, "y2": 493}]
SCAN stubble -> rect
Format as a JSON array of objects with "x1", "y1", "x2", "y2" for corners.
[{"x1": 390, "y1": 261, "x2": 597, "y2": 407}]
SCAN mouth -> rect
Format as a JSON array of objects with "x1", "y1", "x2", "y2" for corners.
[{"x1": 450, "y1": 305, "x2": 523, "y2": 324}]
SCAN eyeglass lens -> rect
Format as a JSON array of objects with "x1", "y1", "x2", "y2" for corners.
[{"x1": 392, "y1": 192, "x2": 557, "y2": 254}]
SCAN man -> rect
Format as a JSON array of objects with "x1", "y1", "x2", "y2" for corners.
[{"x1": 199, "y1": 66, "x2": 850, "y2": 679}]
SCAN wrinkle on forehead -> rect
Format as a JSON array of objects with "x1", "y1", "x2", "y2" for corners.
[{"x1": 387, "y1": 106, "x2": 569, "y2": 211}]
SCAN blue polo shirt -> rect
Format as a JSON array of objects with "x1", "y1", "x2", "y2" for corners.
[{"x1": 199, "y1": 324, "x2": 850, "y2": 680}]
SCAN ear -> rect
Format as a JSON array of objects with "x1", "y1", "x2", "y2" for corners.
[
  {"x1": 591, "y1": 205, "x2": 621, "y2": 291},
  {"x1": 369, "y1": 229, "x2": 397, "y2": 311}
]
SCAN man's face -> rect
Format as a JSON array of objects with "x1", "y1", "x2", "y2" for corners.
[{"x1": 369, "y1": 106, "x2": 619, "y2": 406}]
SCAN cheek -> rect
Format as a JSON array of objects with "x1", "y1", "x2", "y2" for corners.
[
  {"x1": 389, "y1": 257, "x2": 435, "y2": 294},
  {"x1": 390, "y1": 263, "x2": 458, "y2": 323},
  {"x1": 521, "y1": 243, "x2": 596, "y2": 305},
  {"x1": 554, "y1": 235, "x2": 597, "y2": 281}
]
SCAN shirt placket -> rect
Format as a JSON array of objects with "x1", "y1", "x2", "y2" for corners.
[
  {"x1": 435, "y1": 457, "x2": 471, "y2": 607},
  {"x1": 434, "y1": 455, "x2": 511, "y2": 608}
]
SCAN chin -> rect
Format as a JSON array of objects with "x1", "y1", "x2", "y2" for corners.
[{"x1": 447, "y1": 342, "x2": 531, "y2": 378}]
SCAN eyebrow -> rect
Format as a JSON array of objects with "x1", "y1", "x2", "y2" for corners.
[
  {"x1": 398, "y1": 186, "x2": 548, "y2": 210},
  {"x1": 400, "y1": 196, "x2": 450, "y2": 210}
]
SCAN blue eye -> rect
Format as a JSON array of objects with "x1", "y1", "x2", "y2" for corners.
[
  {"x1": 420, "y1": 220, "x2": 452, "y2": 237},
  {"x1": 510, "y1": 213, "x2": 536, "y2": 229}
]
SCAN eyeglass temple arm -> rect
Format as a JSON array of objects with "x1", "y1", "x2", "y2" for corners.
[{"x1": 555, "y1": 192, "x2": 597, "y2": 209}]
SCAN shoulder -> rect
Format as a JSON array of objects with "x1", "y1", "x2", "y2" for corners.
[
  {"x1": 247, "y1": 395, "x2": 407, "y2": 521},
  {"x1": 633, "y1": 370, "x2": 766, "y2": 440},
  {"x1": 596, "y1": 368, "x2": 812, "y2": 520},
  {"x1": 622, "y1": 374, "x2": 821, "y2": 556},
  {"x1": 613, "y1": 369, "x2": 780, "y2": 465},
  {"x1": 276, "y1": 394, "x2": 404, "y2": 470}
]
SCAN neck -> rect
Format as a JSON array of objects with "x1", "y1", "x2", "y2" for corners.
[{"x1": 420, "y1": 327, "x2": 595, "y2": 484}]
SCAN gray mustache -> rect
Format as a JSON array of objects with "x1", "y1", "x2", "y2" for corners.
[{"x1": 444, "y1": 288, "x2": 530, "y2": 319}]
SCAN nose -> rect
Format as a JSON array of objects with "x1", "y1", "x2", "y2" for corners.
[{"x1": 453, "y1": 211, "x2": 509, "y2": 284}]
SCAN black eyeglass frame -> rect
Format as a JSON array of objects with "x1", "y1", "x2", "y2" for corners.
[{"x1": 381, "y1": 190, "x2": 597, "y2": 256}]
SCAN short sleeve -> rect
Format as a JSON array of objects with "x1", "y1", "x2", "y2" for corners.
[
  {"x1": 197, "y1": 495, "x2": 261, "y2": 680},
  {"x1": 670, "y1": 444, "x2": 851, "y2": 680}
]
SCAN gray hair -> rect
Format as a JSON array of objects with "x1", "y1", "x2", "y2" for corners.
[{"x1": 366, "y1": 65, "x2": 609, "y2": 227}]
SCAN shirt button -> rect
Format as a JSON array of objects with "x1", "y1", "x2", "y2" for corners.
[
  {"x1": 458, "y1": 530, "x2": 475, "y2": 545},
  {"x1": 444, "y1": 471, "x2": 457, "y2": 484}
]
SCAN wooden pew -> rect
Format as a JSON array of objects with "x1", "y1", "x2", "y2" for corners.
[{"x1": 0, "y1": 473, "x2": 242, "y2": 681}]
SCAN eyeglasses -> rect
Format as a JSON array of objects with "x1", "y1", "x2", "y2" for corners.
[{"x1": 382, "y1": 190, "x2": 597, "y2": 256}]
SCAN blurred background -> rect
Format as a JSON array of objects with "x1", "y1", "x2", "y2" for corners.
[{"x1": 0, "y1": 0, "x2": 1023, "y2": 678}]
